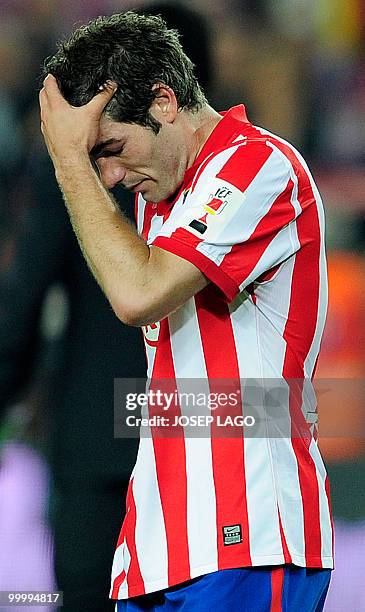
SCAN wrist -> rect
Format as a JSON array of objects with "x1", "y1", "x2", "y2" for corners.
[{"x1": 54, "y1": 152, "x2": 93, "y2": 182}]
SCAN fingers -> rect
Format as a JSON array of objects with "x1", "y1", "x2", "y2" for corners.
[
  {"x1": 39, "y1": 87, "x2": 47, "y2": 111},
  {"x1": 42, "y1": 74, "x2": 63, "y2": 100},
  {"x1": 39, "y1": 86, "x2": 49, "y2": 126},
  {"x1": 41, "y1": 73, "x2": 117, "y2": 109},
  {"x1": 40, "y1": 74, "x2": 66, "y2": 120},
  {"x1": 87, "y1": 80, "x2": 118, "y2": 112}
]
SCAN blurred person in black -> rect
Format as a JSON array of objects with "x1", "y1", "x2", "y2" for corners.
[
  {"x1": 0, "y1": 142, "x2": 146, "y2": 611},
  {"x1": 0, "y1": 3, "x2": 212, "y2": 610}
]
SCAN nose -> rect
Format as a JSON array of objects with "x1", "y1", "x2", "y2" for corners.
[{"x1": 95, "y1": 157, "x2": 127, "y2": 189}]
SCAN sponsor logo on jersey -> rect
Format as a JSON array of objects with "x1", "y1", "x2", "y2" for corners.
[{"x1": 222, "y1": 524, "x2": 242, "y2": 546}]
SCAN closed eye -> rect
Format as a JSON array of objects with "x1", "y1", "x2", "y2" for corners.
[{"x1": 96, "y1": 146, "x2": 124, "y2": 159}]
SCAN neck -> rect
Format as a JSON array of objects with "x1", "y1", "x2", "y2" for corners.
[{"x1": 184, "y1": 104, "x2": 222, "y2": 169}]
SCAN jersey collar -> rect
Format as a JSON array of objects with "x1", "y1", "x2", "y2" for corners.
[{"x1": 183, "y1": 104, "x2": 250, "y2": 185}]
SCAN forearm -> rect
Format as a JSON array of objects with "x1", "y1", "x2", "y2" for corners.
[
  {"x1": 55, "y1": 157, "x2": 151, "y2": 319},
  {"x1": 39, "y1": 76, "x2": 207, "y2": 327}
]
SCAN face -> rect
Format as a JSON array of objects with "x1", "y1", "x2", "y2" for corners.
[{"x1": 91, "y1": 113, "x2": 187, "y2": 203}]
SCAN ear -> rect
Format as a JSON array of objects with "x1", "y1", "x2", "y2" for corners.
[{"x1": 149, "y1": 83, "x2": 178, "y2": 124}]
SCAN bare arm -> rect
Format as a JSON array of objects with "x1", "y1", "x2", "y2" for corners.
[{"x1": 39, "y1": 75, "x2": 207, "y2": 326}]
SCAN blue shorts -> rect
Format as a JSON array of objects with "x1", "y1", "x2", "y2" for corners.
[{"x1": 115, "y1": 565, "x2": 331, "y2": 611}]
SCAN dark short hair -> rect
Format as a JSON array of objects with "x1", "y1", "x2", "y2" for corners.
[{"x1": 43, "y1": 11, "x2": 207, "y2": 134}]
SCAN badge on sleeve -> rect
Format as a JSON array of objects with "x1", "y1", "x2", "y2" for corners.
[{"x1": 186, "y1": 179, "x2": 245, "y2": 238}]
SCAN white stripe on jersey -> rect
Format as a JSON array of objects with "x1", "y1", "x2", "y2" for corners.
[
  {"x1": 238, "y1": 220, "x2": 300, "y2": 292},
  {"x1": 144, "y1": 337, "x2": 157, "y2": 380},
  {"x1": 253, "y1": 256, "x2": 296, "y2": 376},
  {"x1": 304, "y1": 183, "x2": 328, "y2": 377},
  {"x1": 229, "y1": 299, "x2": 283, "y2": 563},
  {"x1": 168, "y1": 304, "x2": 218, "y2": 575},
  {"x1": 230, "y1": 256, "x2": 305, "y2": 563},
  {"x1": 136, "y1": 196, "x2": 147, "y2": 234},
  {"x1": 228, "y1": 295, "x2": 263, "y2": 378},
  {"x1": 168, "y1": 300, "x2": 208, "y2": 379},
  {"x1": 132, "y1": 436, "x2": 169, "y2": 588},
  {"x1": 271, "y1": 435, "x2": 306, "y2": 564},
  {"x1": 111, "y1": 542, "x2": 129, "y2": 597},
  {"x1": 147, "y1": 213, "x2": 166, "y2": 245},
  {"x1": 243, "y1": 434, "x2": 284, "y2": 564},
  {"x1": 267, "y1": 141, "x2": 302, "y2": 217},
  {"x1": 234, "y1": 253, "x2": 307, "y2": 563}
]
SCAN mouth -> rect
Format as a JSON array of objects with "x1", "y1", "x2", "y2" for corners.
[{"x1": 129, "y1": 179, "x2": 147, "y2": 193}]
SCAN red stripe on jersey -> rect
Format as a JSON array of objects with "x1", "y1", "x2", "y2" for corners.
[
  {"x1": 287, "y1": 379, "x2": 323, "y2": 567},
  {"x1": 125, "y1": 481, "x2": 145, "y2": 595},
  {"x1": 280, "y1": 209, "x2": 320, "y2": 372},
  {"x1": 251, "y1": 127, "x2": 319, "y2": 220},
  {"x1": 169, "y1": 226, "x2": 204, "y2": 249},
  {"x1": 270, "y1": 567, "x2": 284, "y2": 612},
  {"x1": 256, "y1": 262, "x2": 282, "y2": 283},
  {"x1": 141, "y1": 202, "x2": 156, "y2": 241},
  {"x1": 290, "y1": 436, "x2": 322, "y2": 566},
  {"x1": 195, "y1": 286, "x2": 252, "y2": 567},
  {"x1": 219, "y1": 177, "x2": 296, "y2": 288},
  {"x1": 281, "y1": 168, "x2": 322, "y2": 566},
  {"x1": 113, "y1": 479, "x2": 145, "y2": 598},
  {"x1": 278, "y1": 508, "x2": 292, "y2": 564},
  {"x1": 150, "y1": 320, "x2": 191, "y2": 584},
  {"x1": 153, "y1": 235, "x2": 238, "y2": 301},
  {"x1": 216, "y1": 142, "x2": 272, "y2": 192},
  {"x1": 111, "y1": 570, "x2": 126, "y2": 599}
]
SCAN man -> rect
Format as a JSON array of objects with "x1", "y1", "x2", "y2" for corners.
[{"x1": 39, "y1": 12, "x2": 333, "y2": 611}]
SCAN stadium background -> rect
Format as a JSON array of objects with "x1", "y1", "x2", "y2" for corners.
[{"x1": 0, "y1": 0, "x2": 364, "y2": 610}]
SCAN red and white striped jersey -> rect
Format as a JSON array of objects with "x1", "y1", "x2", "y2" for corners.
[{"x1": 110, "y1": 106, "x2": 333, "y2": 600}]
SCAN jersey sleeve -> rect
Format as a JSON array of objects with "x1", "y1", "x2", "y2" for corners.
[{"x1": 152, "y1": 141, "x2": 303, "y2": 302}]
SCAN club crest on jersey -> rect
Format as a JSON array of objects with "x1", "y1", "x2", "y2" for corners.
[
  {"x1": 188, "y1": 185, "x2": 233, "y2": 235},
  {"x1": 142, "y1": 322, "x2": 160, "y2": 347}
]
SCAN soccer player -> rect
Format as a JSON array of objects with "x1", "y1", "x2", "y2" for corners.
[{"x1": 39, "y1": 12, "x2": 333, "y2": 611}]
